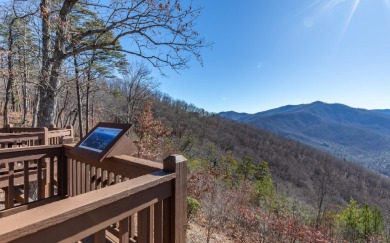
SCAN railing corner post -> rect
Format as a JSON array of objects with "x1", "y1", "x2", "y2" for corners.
[
  {"x1": 163, "y1": 154, "x2": 187, "y2": 243},
  {"x1": 43, "y1": 127, "x2": 49, "y2": 145},
  {"x1": 58, "y1": 136, "x2": 72, "y2": 198},
  {"x1": 4, "y1": 123, "x2": 13, "y2": 133},
  {"x1": 66, "y1": 125, "x2": 74, "y2": 138}
]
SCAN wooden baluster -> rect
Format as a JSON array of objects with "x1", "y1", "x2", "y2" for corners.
[
  {"x1": 108, "y1": 172, "x2": 114, "y2": 186},
  {"x1": 96, "y1": 168, "x2": 102, "y2": 189},
  {"x1": 115, "y1": 174, "x2": 121, "y2": 185},
  {"x1": 43, "y1": 158, "x2": 49, "y2": 197},
  {"x1": 6, "y1": 162, "x2": 15, "y2": 209},
  {"x1": 49, "y1": 157, "x2": 55, "y2": 197},
  {"x1": 102, "y1": 170, "x2": 108, "y2": 188},
  {"x1": 86, "y1": 164, "x2": 91, "y2": 193},
  {"x1": 137, "y1": 207, "x2": 153, "y2": 243},
  {"x1": 129, "y1": 214, "x2": 135, "y2": 239},
  {"x1": 23, "y1": 161, "x2": 29, "y2": 204},
  {"x1": 72, "y1": 159, "x2": 77, "y2": 196},
  {"x1": 81, "y1": 163, "x2": 86, "y2": 194},
  {"x1": 90, "y1": 166, "x2": 96, "y2": 191},
  {"x1": 154, "y1": 201, "x2": 163, "y2": 243},
  {"x1": 56, "y1": 155, "x2": 64, "y2": 198},
  {"x1": 68, "y1": 158, "x2": 73, "y2": 197},
  {"x1": 37, "y1": 159, "x2": 43, "y2": 200},
  {"x1": 162, "y1": 197, "x2": 172, "y2": 242},
  {"x1": 76, "y1": 161, "x2": 81, "y2": 195},
  {"x1": 94, "y1": 229, "x2": 106, "y2": 243},
  {"x1": 119, "y1": 217, "x2": 130, "y2": 243}
]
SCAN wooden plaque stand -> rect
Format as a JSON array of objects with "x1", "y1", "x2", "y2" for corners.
[{"x1": 70, "y1": 122, "x2": 136, "y2": 162}]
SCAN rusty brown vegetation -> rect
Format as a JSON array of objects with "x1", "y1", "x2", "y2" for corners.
[{"x1": 1, "y1": 0, "x2": 390, "y2": 241}]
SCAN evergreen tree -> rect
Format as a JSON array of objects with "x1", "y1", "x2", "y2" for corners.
[{"x1": 336, "y1": 197, "x2": 385, "y2": 242}]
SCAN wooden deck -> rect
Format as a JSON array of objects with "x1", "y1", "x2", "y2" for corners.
[{"x1": 0, "y1": 136, "x2": 187, "y2": 242}]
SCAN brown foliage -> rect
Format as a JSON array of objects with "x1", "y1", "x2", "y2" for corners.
[
  {"x1": 187, "y1": 169, "x2": 343, "y2": 242},
  {"x1": 153, "y1": 93, "x2": 390, "y2": 232},
  {"x1": 133, "y1": 101, "x2": 172, "y2": 161}
]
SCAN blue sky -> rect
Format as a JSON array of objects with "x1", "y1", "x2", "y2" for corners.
[{"x1": 156, "y1": 0, "x2": 390, "y2": 113}]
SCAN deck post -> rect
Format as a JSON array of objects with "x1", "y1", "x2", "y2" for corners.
[
  {"x1": 163, "y1": 154, "x2": 187, "y2": 243},
  {"x1": 66, "y1": 125, "x2": 74, "y2": 138},
  {"x1": 43, "y1": 127, "x2": 49, "y2": 145},
  {"x1": 4, "y1": 124, "x2": 13, "y2": 133}
]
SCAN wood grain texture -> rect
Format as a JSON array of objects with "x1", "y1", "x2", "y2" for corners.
[{"x1": 163, "y1": 154, "x2": 187, "y2": 243}]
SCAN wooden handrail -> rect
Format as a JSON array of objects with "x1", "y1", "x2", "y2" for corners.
[
  {"x1": 0, "y1": 171, "x2": 175, "y2": 243},
  {"x1": 0, "y1": 141, "x2": 187, "y2": 242},
  {"x1": 0, "y1": 125, "x2": 73, "y2": 147},
  {"x1": 0, "y1": 145, "x2": 62, "y2": 164}
]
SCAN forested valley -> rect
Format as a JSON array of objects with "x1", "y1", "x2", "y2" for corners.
[
  {"x1": 1, "y1": 0, "x2": 390, "y2": 242},
  {"x1": 2, "y1": 55, "x2": 390, "y2": 241}
]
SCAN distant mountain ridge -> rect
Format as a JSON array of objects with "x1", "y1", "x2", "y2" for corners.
[{"x1": 219, "y1": 101, "x2": 390, "y2": 175}]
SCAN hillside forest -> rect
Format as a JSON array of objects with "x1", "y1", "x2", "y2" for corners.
[
  {"x1": 220, "y1": 102, "x2": 390, "y2": 177},
  {"x1": 1, "y1": 0, "x2": 390, "y2": 242}
]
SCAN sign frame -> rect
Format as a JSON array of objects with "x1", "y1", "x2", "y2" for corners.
[{"x1": 70, "y1": 122, "x2": 136, "y2": 162}]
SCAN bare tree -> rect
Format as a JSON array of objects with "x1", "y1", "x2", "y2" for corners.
[
  {"x1": 121, "y1": 62, "x2": 159, "y2": 123},
  {"x1": 1, "y1": 2, "x2": 37, "y2": 125},
  {"x1": 311, "y1": 163, "x2": 334, "y2": 229},
  {"x1": 37, "y1": 0, "x2": 209, "y2": 126}
]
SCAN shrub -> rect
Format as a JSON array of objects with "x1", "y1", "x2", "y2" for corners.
[{"x1": 187, "y1": 196, "x2": 201, "y2": 222}]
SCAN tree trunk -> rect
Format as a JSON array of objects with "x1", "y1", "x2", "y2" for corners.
[
  {"x1": 21, "y1": 63, "x2": 28, "y2": 126},
  {"x1": 71, "y1": 110, "x2": 78, "y2": 127},
  {"x1": 37, "y1": 0, "x2": 75, "y2": 127},
  {"x1": 85, "y1": 76, "x2": 90, "y2": 133},
  {"x1": 18, "y1": 37, "x2": 28, "y2": 126},
  {"x1": 74, "y1": 53, "x2": 83, "y2": 138},
  {"x1": 3, "y1": 22, "x2": 15, "y2": 126},
  {"x1": 38, "y1": 59, "x2": 61, "y2": 127},
  {"x1": 32, "y1": 87, "x2": 39, "y2": 128},
  {"x1": 91, "y1": 95, "x2": 94, "y2": 127},
  {"x1": 85, "y1": 50, "x2": 95, "y2": 133},
  {"x1": 37, "y1": 0, "x2": 52, "y2": 127},
  {"x1": 56, "y1": 88, "x2": 69, "y2": 127}
]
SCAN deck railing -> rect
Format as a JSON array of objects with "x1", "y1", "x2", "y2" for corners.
[
  {"x1": 0, "y1": 142, "x2": 187, "y2": 243},
  {"x1": 0, "y1": 124, "x2": 74, "y2": 148}
]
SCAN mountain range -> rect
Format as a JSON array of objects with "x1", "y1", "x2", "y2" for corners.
[{"x1": 220, "y1": 101, "x2": 390, "y2": 175}]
